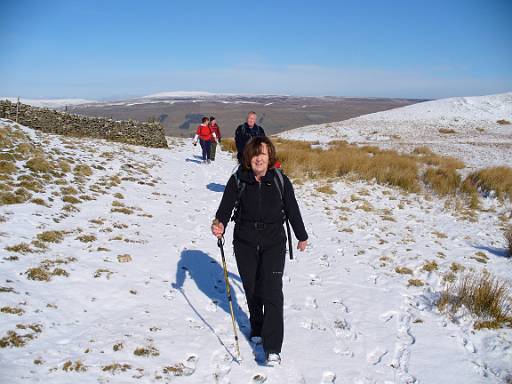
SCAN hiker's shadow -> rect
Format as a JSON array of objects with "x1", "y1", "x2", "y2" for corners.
[
  {"x1": 207, "y1": 183, "x2": 225, "y2": 192},
  {"x1": 185, "y1": 158, "x2": 202, "y2": 164},
  {"x1": 172, "y1": 249, "x2": 262, "y2": 362}
]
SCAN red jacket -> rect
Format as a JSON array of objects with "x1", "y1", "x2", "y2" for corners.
[
  {"x1": 196, "y1": 124, "x2": 213, "y2": 141},
  {"x1": 209, "y1": 123, "x2": 221, "y2": 139}
]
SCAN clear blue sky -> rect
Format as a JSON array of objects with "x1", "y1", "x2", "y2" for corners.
[{"x1": 1, "y1": 0, "x2": 511, "y2": 99}]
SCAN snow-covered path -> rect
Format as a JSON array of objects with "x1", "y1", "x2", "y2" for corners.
[{"x1": 1, "y1": 120, "x2": 511, "y2": 383}]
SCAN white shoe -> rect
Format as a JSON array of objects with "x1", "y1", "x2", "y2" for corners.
[
  {"x1": 266, "y1": 353, "x2": 281, "y2": 366},
  {"x1": 250, "y1": 336, "x2": 263, "y2": 344}
]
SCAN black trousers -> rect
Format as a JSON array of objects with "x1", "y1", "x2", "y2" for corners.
[{"x1": 233, "y1": 239, "x2": 286, "y2": 354}]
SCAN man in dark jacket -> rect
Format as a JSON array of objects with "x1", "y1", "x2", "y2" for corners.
[{"x1": 235, "y1": 111, "x2": 266, "y2": 164}]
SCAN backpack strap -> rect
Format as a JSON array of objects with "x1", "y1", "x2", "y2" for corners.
[
  {"x1": 273, "y1": 169, "x2": 294, "y2": 260},
  {"x1": 230, "y1": 167, "x2": 246, "y2": 223}
]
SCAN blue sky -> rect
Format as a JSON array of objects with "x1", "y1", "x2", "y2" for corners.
[{"x1": 1, "y1": 0, "x2": 511, "y2": 99}]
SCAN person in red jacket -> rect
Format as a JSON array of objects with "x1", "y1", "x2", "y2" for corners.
[
  {"x1": 208, "y1": 116, "x2": 222, "y2": 161},
  {"x1": 193, "y1": 117, "x2": 217, "y2": 163}
]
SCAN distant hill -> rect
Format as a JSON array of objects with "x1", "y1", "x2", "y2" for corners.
[{"x1": 63, "y1": 93, "x2": 424, "y2": 137}]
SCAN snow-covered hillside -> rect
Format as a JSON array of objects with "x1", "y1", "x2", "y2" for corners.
[
  {"x1": 278, "y1": 92, "x2": 512, "y2": 169},
  {"x1": 0, "y1": 118, "x2": 511, "y2": 383},
  {"x1": 0, "y1": 98, "x2": 96, "y2": 109}
]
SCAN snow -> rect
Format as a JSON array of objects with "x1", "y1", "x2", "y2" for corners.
[
  {"x1": 0, "y1": 116, "x2": 511, "y2": 383},
  {"x1": 278, "y1": 92, "x2": 512, "y2": 170},
  {"x1": 0, "y1": 97, "x2": 96, "y2": 109},
  {"x1": 142, "y1": 91, "x2": 232, "y2": 99}
]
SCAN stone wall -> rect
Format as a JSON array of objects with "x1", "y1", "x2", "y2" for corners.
[{"x1": 0, "y1": 100, "x2": 168, "y2": 148}]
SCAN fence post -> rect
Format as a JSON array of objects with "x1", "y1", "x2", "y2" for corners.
[{"x1": 16, "y1": 96, "x2": 19, "y2": 123}]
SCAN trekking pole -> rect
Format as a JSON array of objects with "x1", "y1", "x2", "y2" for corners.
[{"x1": 217, "y1": 235, "x2": 242, "y2": 361}]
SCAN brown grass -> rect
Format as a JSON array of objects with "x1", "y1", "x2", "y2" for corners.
[
  {"x1": 497, "y1": 119, "x2": 511, "y2": 125},
  {"x1": 412, "y1": 146, "x2": 433, "y2": 155},
  {"x1": 74, "y1": 164, "x2": 93, "y2": 176},
  {"x1": 0, "y1": 161, "x2": 16, "y2": 174},
  {"x1": 274, "y1": 139, "x2": 421, "y2": 193},
  {"x1": 316, "y1": 185, "x2": 336, "y2": 195},
  {"x1": 462, "y1": 166, "x2": 512, "y2": 202},
  {"x1": 395, "y1": 266, "x2": 413, "y2": 275},
  {"x1": 423, "y1": 167, "x2": 461, "y2": 196},
  {"x1": 220, "y1": 138, "x2": 237, "y2": 153},
  {"x1": 438, "y1": 272, "x2": 512, "y2": 329},
  {"x1": 25, "y1": 157, "x2": 53, "y2": 173},
  {"x1": 439, "y1": 128, "x2": 457, "y2": 134},
  {"x1": 37, "y1": 230, "x2": 65, "y2": 243},
  {"x1": 422, "y1": 260, "x2": 439, "y2": 272}
]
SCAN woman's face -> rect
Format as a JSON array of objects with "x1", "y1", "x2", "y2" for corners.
[{"x1": 251, "y1": 143, "x2": 269, "y2": 175}]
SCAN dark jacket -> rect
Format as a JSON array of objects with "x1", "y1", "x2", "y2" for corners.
[
  {"x1": 234, "y1": 123, "x2": 266, "y2": 163},
  {"x1": 215, "y1": 168, "x2": 308, "y2": 249}
]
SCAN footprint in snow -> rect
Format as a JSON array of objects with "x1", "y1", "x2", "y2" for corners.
[
  {"x1": 210, "y1": 349, "x2": 232, "y2": 383},
  {"x1": 252, "y1": 373, "x2": 267, "y2": 383},
  {"x1": 305, "y1": 296, "x2": 318, "y2": 309},
  {"x1": 332, "y1": 298, "x2": 349, "y2": 313},
  {"x1": 379, "y1": 311, "x2": 397, "y2": 323},
  {"x1": 186, "y1": 317, "x2": 203, "y2": 329},
  {"x1": 321, "y1": 371, "x2": 336, "y2": 383},
  {"x1": 460, "y1": 336, "x2": 476, "y2": 353},
  {"x1": 309, "y1": 274, "x2": 322, "y2": 286},
  {"x1": 366, "y1": 347, "x2": 388, "y2": 365}
]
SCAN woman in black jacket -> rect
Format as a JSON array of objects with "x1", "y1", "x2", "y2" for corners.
[{"x1": 211, "y1": 136, "x2": 308, "y2": 365}]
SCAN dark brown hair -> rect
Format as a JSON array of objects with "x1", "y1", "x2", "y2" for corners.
[
  {"x1": 201, "y1": 116, "x2": 209, "y2": 123},
  {"x1": 242, "y1": 136, "x2": 277, "y2": 170}
]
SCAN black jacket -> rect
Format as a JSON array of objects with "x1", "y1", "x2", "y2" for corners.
[
  {"x1": 234, "y1": 123, "x2": 266, "y2": 163},
  {"x1": 216, "y1": 169, "x2": 308, "y2": 248}
]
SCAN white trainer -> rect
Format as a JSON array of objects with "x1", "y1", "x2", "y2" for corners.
[{"x1": 266, "y1": 353, "x2": 281, "y2": 366}]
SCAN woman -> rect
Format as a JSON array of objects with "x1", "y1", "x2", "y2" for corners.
[
  {"x1": 193, "y1": 117, "x2": 217, "y2": 163},
  {"x1": 208, "y1": 116, "x2": 221, "y2": 161},
  {"x1": 211, "y1": 136, "x2": 308, "y2": 365}
]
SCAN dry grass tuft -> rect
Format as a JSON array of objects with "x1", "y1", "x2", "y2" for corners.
[
  {"x1": 220, "y1": 138, "x2": 237, "y2": 153},
  {"x1": 462, "y1": 166, "x2": 512, "y2": 202},
  {"x1": 316, "y1": 185, "x2": 336, "y2": 195},
  {"x1": 497, "y1": 119, "x2": 511, "y2": 125},
  {"x1": 274, "y1": 139, "x2": 421, "y2": 192},
  {"x1": 408, "y1": 279, "x2": 425, "y2": 287},
  {"x1": 25, "y1": 157, "x2": 53, "y2": 173},
  {"x1": 37, "y1": 230, "x2": 65, "y2": 243},
  {"x1": 423, "y1": 167, "x2": 461, "y2": 196},
  {"x1": 0, "y1": 160, "x2": 16, "y2": 174},
  {"x1": 395, "y1": 266, "x2": 413, "y2": 275},
  {"x1": 439, "y1": 128, "x2": 457, "y2": 134},
  {"x1": 74, "y1": 164, "x2": 93, "y2": 177},
  {"x1": 422, "y1": 260, "x2": 439, "y2": 272},
  {"x1": 438, "y1": 271, "x2": 512, "y2": 330}
]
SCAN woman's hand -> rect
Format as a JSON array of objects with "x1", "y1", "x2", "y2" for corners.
[
  {"x1": 297, "y1": 240, "x2": 308, "y2": 252},
  {"x1": 211, "y1": 219, "x2": 224, "y2": 239}
]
